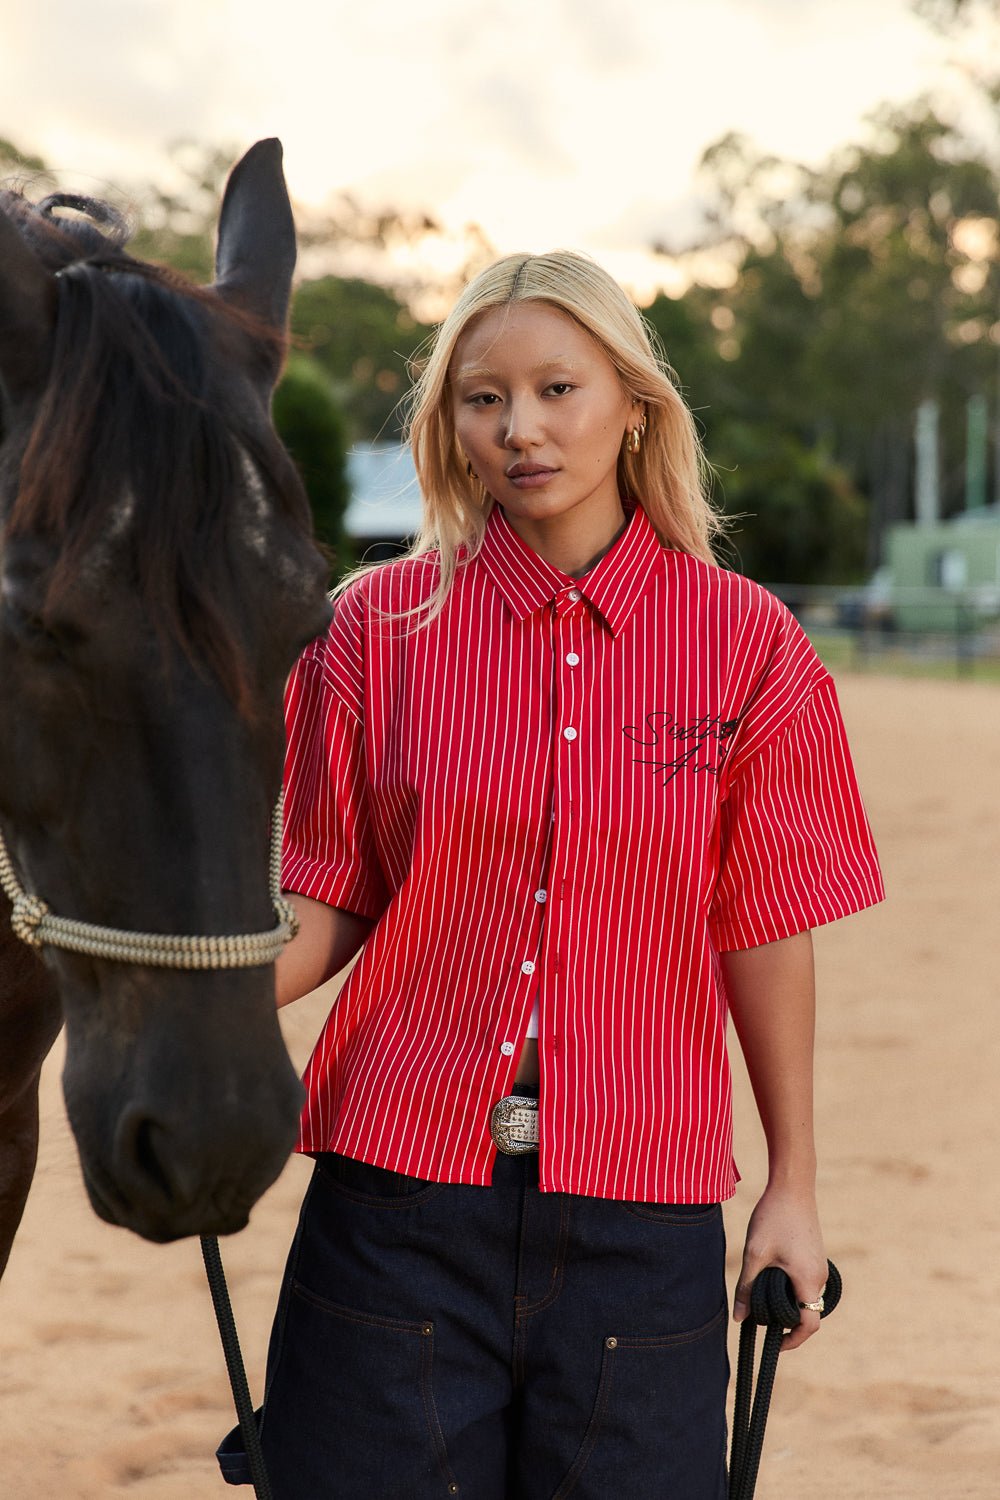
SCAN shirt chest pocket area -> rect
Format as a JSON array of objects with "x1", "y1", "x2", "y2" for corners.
[{"x1": 616, "y1": 712, "x2": 728, "y2": 838}]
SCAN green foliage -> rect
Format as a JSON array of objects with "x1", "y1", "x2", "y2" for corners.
[
  {"x1": 713, "y1": 426, "x2": 868, "y2": 585},
  {"x1": 116, "y1": 144, "x2": 436, "y2": 442},
  {"x1": 127, "y1": 140, "x2": 230, "y2": 284},
  {"x1": 807, "y1": 106, "x2": 998, "y2": 409},
  {"x1": 272, "y1": 355, "x2": 352, "y2": 575},
  {"x1": 644, "y1": 287, "x2": 729, "y2": 429},
  {"x1": 653, "y1": 100, "x2": 1000, "y2": 574},
  {"x1": 6, "y1": 97, "x2": 999, "y2": 586},
  {"x1": 290, "y1": 277, "x2": 432, "y2": 442}
]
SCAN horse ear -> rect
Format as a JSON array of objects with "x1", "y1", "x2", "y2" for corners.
[
  {"x1": 213, "y1": 139, "x2": 296, "y2": 370},
  {"x1": 0, "y1": 204, "x2": 56, "y2": 401}
]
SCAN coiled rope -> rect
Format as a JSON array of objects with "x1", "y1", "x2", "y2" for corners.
[
  {"x1": 729, "y1": 1259, "x2": 843, "y2": 1500},
  {"x1": 0, "y1": 798, "x2": 298, "y2": 967}
]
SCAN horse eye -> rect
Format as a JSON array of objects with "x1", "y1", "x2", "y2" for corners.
[{"x1": 0, "y1": 576, "x2": 86, "y2": 656}]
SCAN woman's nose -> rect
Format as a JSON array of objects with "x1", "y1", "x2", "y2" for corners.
[{"x1": 503, "y1": 400, "x2": 541, "y2": 450}]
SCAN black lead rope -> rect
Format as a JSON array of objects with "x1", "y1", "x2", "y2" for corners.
[
  {"x1": 728, "y1": 1259, "x2": 842, "y2": 1500},
  {"x1": 200, "y1": 1227, "x2": 839, "y2": 1500},
  {"x1": 201, "y1": 1234, "x2": 273, "y2": 1500}
]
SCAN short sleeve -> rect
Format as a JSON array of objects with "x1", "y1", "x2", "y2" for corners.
[
  {"x1": 280, "y1": 644, "x2": 390, "y2": 921},
  {"x1": 709, "y1": 676, "x2": 884, "y2": 951}
]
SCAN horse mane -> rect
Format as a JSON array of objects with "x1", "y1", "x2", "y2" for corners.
[{"x1": 0, "y1": 189, "x2": 312, "y2": 711}]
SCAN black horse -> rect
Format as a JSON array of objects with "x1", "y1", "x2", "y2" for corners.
[{"x1": 0, "y1": 140, "x2": 331, "y2": 1273}]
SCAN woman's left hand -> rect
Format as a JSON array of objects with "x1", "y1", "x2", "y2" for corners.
[{"x1": 733, "y1": 1183, "x2": 828, "y2": 1350}]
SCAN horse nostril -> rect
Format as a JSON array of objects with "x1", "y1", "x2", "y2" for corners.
[
  {"x1": 116, "y1": 1108, "x2": 177, "y2": 1204},
  {"x1": 133, "y1": 1117, "x2": 175, "y2": 1200}
]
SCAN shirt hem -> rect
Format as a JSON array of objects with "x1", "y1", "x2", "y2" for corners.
[
  {"x1": 710, "y1": 882, "x2": 885, "y2": 953},
  {"x1": 294, "y1": 1137, "x2": 741, "y2": 1205},
  {"x1": 281, "y1": 857, "x2": 387, "y2": 920}
]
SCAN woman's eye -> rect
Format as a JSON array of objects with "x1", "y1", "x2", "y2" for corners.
[
  {"x1": 468, "y1": 393, "x2": 500, "y2": 407},
  {"x1": 546, "y1": 383, "x2": 575, "y2": 397}
]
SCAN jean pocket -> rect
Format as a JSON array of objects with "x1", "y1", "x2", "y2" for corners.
[
  {"x1": 315, "y1": 1151, "x2": 447, "y2": 1209},
  {"x1": 260, "y1": 1281, "x2": 457, "y2": 1500},
  {"x1": 554, "y1": 1307, "x2": 729, "y2": 1500},
  {"x1": 623, "y1": 1199, "x2": 721, "y2": 1224}
]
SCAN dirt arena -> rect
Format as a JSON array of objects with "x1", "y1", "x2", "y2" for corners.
[{"x1": 1, "y1": 671, "x2": 997, "y2": 1499}]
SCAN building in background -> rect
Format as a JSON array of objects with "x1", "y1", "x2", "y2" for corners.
[
  {"x1": 344, "y1": 443, "x2": 423, "y2": 561},
  {"x1": 887, "y1": 507, "x2": 1000, "y2": 630}
]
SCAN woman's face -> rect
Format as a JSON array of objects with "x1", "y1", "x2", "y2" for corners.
[{"x1": 449, "y1": 301, "x2": 635, "y2": 538}]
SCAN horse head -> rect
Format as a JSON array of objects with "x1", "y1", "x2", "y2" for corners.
[{"x1": 0, "y1": 141, "x2": 332, "y2": 1242}]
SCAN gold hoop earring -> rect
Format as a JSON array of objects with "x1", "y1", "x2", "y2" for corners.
[{"x1": 626, "y1": 417, "x2": 645, "y2": 455}]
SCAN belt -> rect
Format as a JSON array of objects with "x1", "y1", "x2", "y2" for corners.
[{"x1": 490, "y1": 1092, "x2": 539, "y2": 1155}]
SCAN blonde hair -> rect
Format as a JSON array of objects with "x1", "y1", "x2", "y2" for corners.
[{"x1": 337, "y1": 250, "x2": 721, "y2": 619}]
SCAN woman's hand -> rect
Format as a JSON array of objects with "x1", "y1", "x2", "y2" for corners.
[
  {"x1": 733, "y1": 1182, "x2": 828, "y2": 1350},
  {"x1": 721, "y1": 930, "x2": 828, "y2": 1350}
]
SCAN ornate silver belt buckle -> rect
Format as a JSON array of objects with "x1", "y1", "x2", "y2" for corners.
[{"x1": 490, "y1": 1095, "x2": 540, "y2": 1155}]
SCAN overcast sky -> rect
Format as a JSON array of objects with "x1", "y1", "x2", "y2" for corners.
[{"x1": 0, "y1": 0, "x2": 980, "y2": 294}]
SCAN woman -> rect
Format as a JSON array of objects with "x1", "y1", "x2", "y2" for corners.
[{"x1": 249, "y1": 252, "x2": 883, "y2": 1498}]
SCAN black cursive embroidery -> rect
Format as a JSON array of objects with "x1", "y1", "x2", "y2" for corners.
[{"x1": 622, "y1": 712, "x2": 740, "y2": 786}]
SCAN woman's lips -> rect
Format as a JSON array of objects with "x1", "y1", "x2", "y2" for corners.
[{"x1": 507, "y1": 466, "x2": 558, "y2": 489}]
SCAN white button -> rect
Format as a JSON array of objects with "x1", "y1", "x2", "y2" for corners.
[
  {"x1": 565, "y1": 652, "x2": 580, "y2": 666},
  {"x1": 500, "y1": 1041, "x2": 515, "y2": 1056},
  {"x1": 568, "y1": 588, "x2": 581, "y2": 602},
  {"x1": 520, "y1": 960, "x2": 536, "y2": 975},
  {"x1": 534, "y1": 889, "x2": 547, "y2": 904},
  {"x1": 563, "y1": 727, "x2": 577, "y2": 741}
]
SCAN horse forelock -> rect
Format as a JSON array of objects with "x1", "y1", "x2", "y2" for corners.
[{"x1": 1, "y1": 196, "x2": 311, "y2": 715}]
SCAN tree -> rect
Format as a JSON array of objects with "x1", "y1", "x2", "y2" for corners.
[
  {"x1": 119, "y1": 142, "x2": 440, "y2": 443},
  {"x1": 127, "y1": 140, "x2": 231, "y2": 284},
  {"x1": 643, "y1": 284, "x2": 730, "y2": 437},
  {"x1": 804, "y1": 106, "x2": 1000, "y2": 551},
  {"x1": 713, "y1": 425, "x2": 868, "y2": 585},
  {"x1": 290, "y1": 276, "x2": 432, "y2": 442},
  {"x1": 650, "y1": 105, "x2": 1000, "y2": 572},
  {"x1": 271, "y1": 355, "x2": 352, "y2": 575}
]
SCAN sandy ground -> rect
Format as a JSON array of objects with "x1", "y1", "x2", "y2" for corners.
[{"x1": 1, "y1": 671, "x2": 998, "y2": 1499}]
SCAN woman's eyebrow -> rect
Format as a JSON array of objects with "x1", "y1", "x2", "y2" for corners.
[{"x1": 452, "y1": 357, "x2": 581, "y2": 382}]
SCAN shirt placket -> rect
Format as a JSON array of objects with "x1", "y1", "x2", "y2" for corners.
[{"x1": 534, "y1": 583, "x2": 586, "y2": 1096}]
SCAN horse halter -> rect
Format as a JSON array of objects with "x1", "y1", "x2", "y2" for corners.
[{"x1": 0, "y1": 798, "x2": 299, "y2": 969}]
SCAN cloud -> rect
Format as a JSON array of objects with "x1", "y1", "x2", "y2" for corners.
[
  {"x1": 555, "y1": 0, "x2": 644, "y2": 71},
  {"x1": 0, "y1": 0, "x2": 953, "y2": 266},
  {"x1": 590, "y1": 192, "x2": 707, "y2": 257},
  {"x1": 0, "y1": 0, "x2": 270, "y2": 185},
  {"x1": 450, "y1": 70, "x2": 575, "y2": 176}
]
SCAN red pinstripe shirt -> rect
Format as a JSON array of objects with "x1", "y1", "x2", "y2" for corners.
[{"x1": 281, "y1": 504, "x2": 883, "y2": 1202}]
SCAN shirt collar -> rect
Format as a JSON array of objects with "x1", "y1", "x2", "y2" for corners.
[{"x1": 476, "y1": 502, "x2": 664, "y2": 637}]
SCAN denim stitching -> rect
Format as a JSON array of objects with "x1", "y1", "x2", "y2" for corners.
[
  {"x1": 549, "y1": 1308, "x2": 727, "y2": 1497},
  {"x1": 290, "y1": 1279, "x2": 433, "y2": 1334},
  {"x1": 551, "y1": 1337, "x2": 618, "y2": 1500},
  {"x1": 418, "y1": 1325, "x2": 460, "y2": 1492},
  {"x1": 624, "y1": 1202, "x2": 721, "y2": 1224},
  {"x1": 285, "y1": 1284, "x2": 459, "y2": 1491},
  {"x1": 315, "y1": 1162, "x2": 448, "y2": 1211},
  {"x1": 613, "y1": 1303, "x2": 727, "y2": 1350},
  {"x1": 515, "y1": 1196, "x2": 571, "y2": 1318},
  {"x1": 257, "y1": 1173, "x2": 316, "y2": 1437}
]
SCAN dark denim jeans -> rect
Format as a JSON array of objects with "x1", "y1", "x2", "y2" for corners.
[{"x1": 220, "y1": 1143, "x2": 728, "y2": 1499}]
